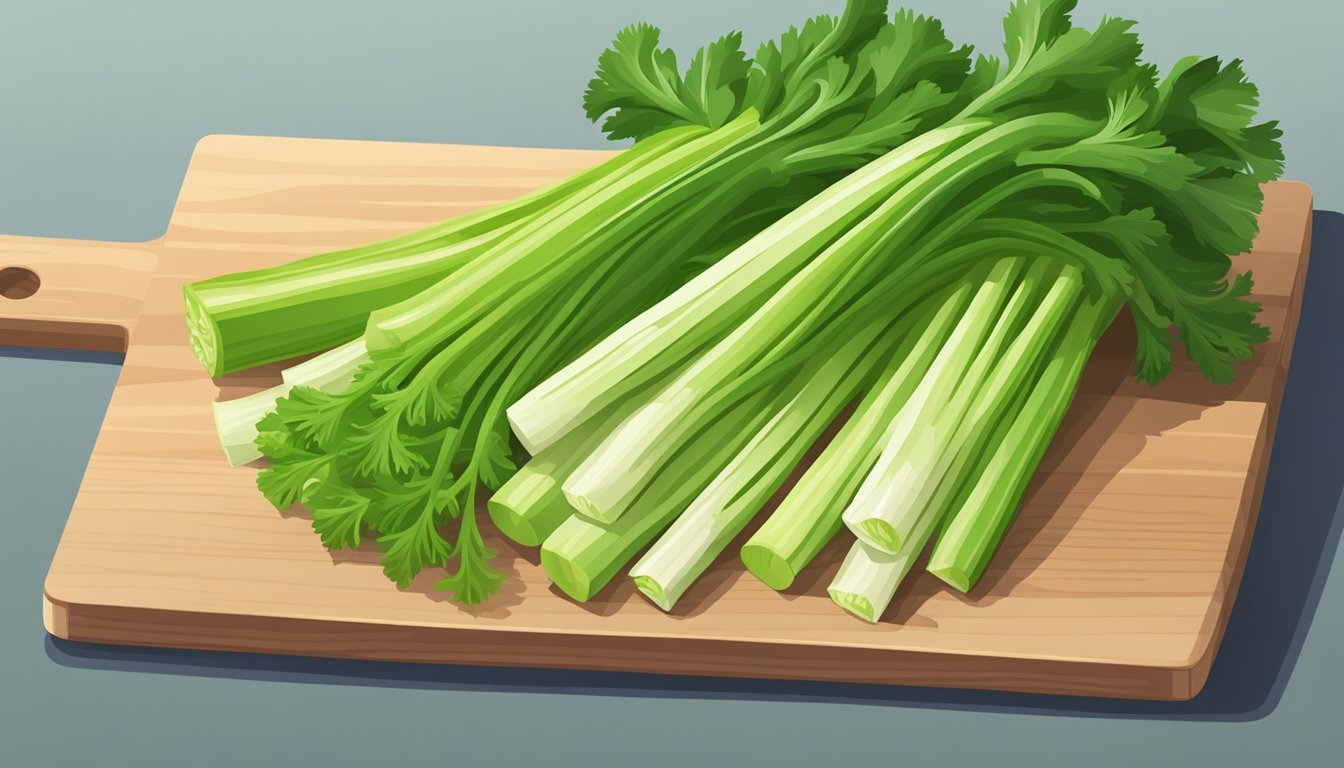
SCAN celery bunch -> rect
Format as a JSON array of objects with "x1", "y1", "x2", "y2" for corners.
[
  {"x1": 196, "y1": 0, "x2": 978, "y2": 604},
  {"x1": 507, "y1": 0, "x2": 1281, "y2": 618}
]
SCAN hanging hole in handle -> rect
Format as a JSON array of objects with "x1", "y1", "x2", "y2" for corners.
[{"x1": 0, "y1": 266, "x2": 40, "y2": 300}]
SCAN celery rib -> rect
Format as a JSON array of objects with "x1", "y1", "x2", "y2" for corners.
[
  {"x1": 540, "y1": 385, "x2": 781, "y2": 602},
  {"x1": 738, "y1": 283, "x2": 972, "y2": 590},
  {"x1": 838, "y1": 258, "x2": 1022, "y2": 553},
  {"x1": 628, "y1": 311, "x2": 901, "y2": 611},
  {"x1": 507, "y1": 123, "x2": 986, "y2": 455},
  {"x1": 182, "y1": 139, "x2": 647, "y2": 377},
  {"x1": 928, "y1": 291, "x2": 1120, "y2": 592},
  {"x1": 212, "y1": 339, "x2": 370, "y2": 466}
]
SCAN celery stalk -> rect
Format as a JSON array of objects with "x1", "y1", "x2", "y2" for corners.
[
  {"x1": 628, "y1": 311, "x2": 902, "y2": 611},
  {"x1": 363, "y1": 119, "x2": 759, "y2": 352},
  {"x1": 214, "y1": 385, "x2": 293, "y2": 467},
  {"x1": 541, "y1": 385, "x2": 781, "y2": 602},
  {"x1": 828, "y1": 541, "x2": 917, "y2": 624},
  {"x1": 828, "y1": 304, "x2": 1048, "y2": 622},
  {"x1": 831, "y1": 258, "x2": 1019, "y2": 552},
  {"x1": 485, "y1": 462, "x2": 574, "y2": 549},
  {"x1": 181, "y1": 132, "x2": 669, "y2": 376},
  {"x1": 487, "y1": 372, "x2": 686, "y2": 547},
  {"x1": 841, "y1": 261, "x2": 1080, "y2": 552},
  {"x1": 280, "y1": 339, "x2": 370, "y2": 391},
  {"x1": 212, "y1": 339, "x2": 371, "y2": 466},
  {"x1": 844, "y1": 264, "x2": 1082, "y2": 554},
  {"x1": 928, "y1": 292, "x2": 1120, "y2": 592},
  {"x1": 507, "y1": 123, "x2": 985, "y2": 454},
  {"x1": 737, "y1": 283, "x2": 972, "y2": 589}
]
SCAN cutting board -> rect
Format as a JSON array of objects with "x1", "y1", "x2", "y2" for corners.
[{"x1": 7, "y1": 135, "x2": 1311, "y2": 701}]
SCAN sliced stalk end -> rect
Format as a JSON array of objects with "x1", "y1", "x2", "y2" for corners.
[
  {"x1": 486, "y1": 498, "x2": 543, "y2": 548},
  {"x1": 183, "y1": 285, "x2": 223, "y2": 377},
  {"x1": 851, "y1": 517, "x2": 902, "y2": 555},
  {"x1": 926, "y1": 563, "x2": 972, "y2": 593},
  {"x1": 828, "y1": 588, "x2": 880, "y2": 624},
  {"x1": 212, "y1": 383, "x2": 292, "y2": 466},
  {"x1": 632, "y1": 574, "x2": 674, "y2": 612},
  {"x1": 505, "y1": 407, "x2": 544, "y2": 456},
  {"x1": 540, "y1": 547, "x2": 595, "y2": 603},
  {"x1": 562, "y1": 486, "x2": 613, "y2": 525},
  {"x1": 740, "y1": 543, "x2": 797, "y2": 591}
]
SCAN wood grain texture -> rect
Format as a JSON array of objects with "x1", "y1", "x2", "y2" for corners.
[
  {"x1": 0, "y1": 235, "x2": 159, "y2": 352},
  {"x1": 33, "y1": 134, "x2": 1314, "y2": 700}
]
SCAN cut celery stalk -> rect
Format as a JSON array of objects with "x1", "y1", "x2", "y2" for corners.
[
  {"x1": 364, "y1": 118, "x2": 760, "y2": 353},
  {"x1": 738, "y1": 282, "x2": 973, "y2": 590},
  {"x1": 212, "y1": 339, "x2": 371, "y2": 466},
  {"x1": 507, "y1": 123, "x2": 985, "y2": 454},
  {"x1": 628, "y1": 310, "x2": 902, "y2": 611},
  {"x1": 553, "y1": 118, "x2": 1080, "y2": 524},
  {"x1": 485, "y1": 461, "x2": 574, "y2": 548},
  {"x1": 183, "y1": 127, "x2": 683, "y2": 377},
  {"x1": 844, "y1": 263, "x2": 1083, "y2": 555},
  {"x1": 280, "y1": 339, "x2": 369, "y2": 392},
  {"x1": 929, "y1": 291, "x2": 1120, "y2": 592},
  {"x1": 828, "y1": 324, "x2": 1042, "y2": 622},
  {"x1": 214, "y1": 384, "x2": 293, "y2": 466},
  {"x1": 839, "y1": 258, "x2": 1022, "y2": 553},
  {"x1": 487, "y1": 372, "x2": 684, "y2": 547},
  {"x1": 541, "y1": 385, "x2": 781, "y2": 602},
  {"x1": 830, "y1": 463, "x2": 957, "y2": 622}
]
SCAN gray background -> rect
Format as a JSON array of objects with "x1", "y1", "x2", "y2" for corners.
[{"x1": 1, "y1": 1, "x2": 1341, "y2": 765}]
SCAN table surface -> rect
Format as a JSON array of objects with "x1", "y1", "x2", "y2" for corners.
[{"x1": 2, "y1": 1, "x2": 1342, "y2": 766}]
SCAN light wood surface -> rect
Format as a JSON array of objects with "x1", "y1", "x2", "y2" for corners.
[
  {"x1": 0, "y1": 236, "x2": 158, "y2": 352},
  {"x1": 20, "y1": 134, "x2": 1313, "y2": 700}
]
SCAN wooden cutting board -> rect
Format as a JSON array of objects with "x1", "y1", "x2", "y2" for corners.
[{"x1": 7, "y1": 135, "x2": 1311, "y2": 701}]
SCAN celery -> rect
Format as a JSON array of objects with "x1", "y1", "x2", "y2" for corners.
[
  {"x1": 212, "y1": 339, "x2": 370, "y2": 466},
  {"x1": 928, "y1": 293, "x2": 1120, "y2": 592},
  {"x1": 842, "y1": 260, "x2": 1079, "y2": 553},
  {"x1": 182, "y1": 138, "x2": 656, "y2": 376},
  {"x1": 828, "y1": 288, "x2": 1055, "y2": 621},
  {"x1": 251, "y1": 4, "x2": 981, "y2": 605},
  {"x1": 737, "y1": 285, "x2": 970, "y2": 590},
  {"x1": 487, "y1": 376, "x2": 683, "y2": 547},
  {"x1": 507, "y1": 123, "x2": 981, "y2": 455},
  {"x1": 628, "y1": 310, "x2": 902, "y2": 611},
  {"x1": 541, "y1": 385, "x2": 781, "y2": 602},
  {"x1": 214, "y1": 385, "x2": 293, "y2": 467}
]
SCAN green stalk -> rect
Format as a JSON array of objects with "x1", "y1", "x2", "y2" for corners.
[
  {"x1": 627, "y1": 310, "x2": 902, "y2": 612},
  {"x1": 554, "y1": 115, "x2": 1097, "y2": 523},
  {"x1": 214, "y1": 385, "x2": 293, "y2": 467},
  {"x1": 738, "y1": 282, "x2": 972, "y2": 589},
  {"x1": 509, "y1": 128, "x2": 978, "y2": 454},
  {"x1": 212, "y1": 339, "x2": 371, "y2": 466},
  {"x1": 540, "y1": 385, "x2": 781, "y2": 602},
  {"x1": 507, "y1": 122, "x2": 987, "y2": 454},
  {"x1": 280, "y1": 339, "x2": 370, "y2": 391},
  {"x1": 841, "y1": 260, "x2": 1079, "y2": 553},
  {"x1": 182, "y1": 131, "x2": 673, "y2": 376},
  {"x1": 828, "y1": 537, "x2": 923, "y2": 624},
  {"x1": 827, "y1": 408, "x2": 988, "y2": 622},
  {"x1": 828, "y1": 276, "x2": 1068, "y2": 622},
  {"x1": 363, "y1": 117, "x2": 760, "y2": 352},
  {"x1": 928, "y1": 289, "x2": 1121, "y2": 592},
  {"x1": 485, "y1": 461, "x2": 574, "y2": 549},
  {"x1": 486, "y1": 360, "x2": 693, "y2": 547}
]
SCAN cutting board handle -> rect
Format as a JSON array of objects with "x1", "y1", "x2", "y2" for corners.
[{"x1": 0, "y1": 234, "x2": 159, "y2": 353}]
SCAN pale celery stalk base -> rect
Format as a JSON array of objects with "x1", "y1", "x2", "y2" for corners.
[
  {"x1": 738, "y1": 283, "x2": 972, "y2": 589},
  {"x1": 212, "y1": 339, "x2": 370, "y2": 466},
  {"x1": 628, "y1": 311, "x2": 899, "y2": 611}
]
